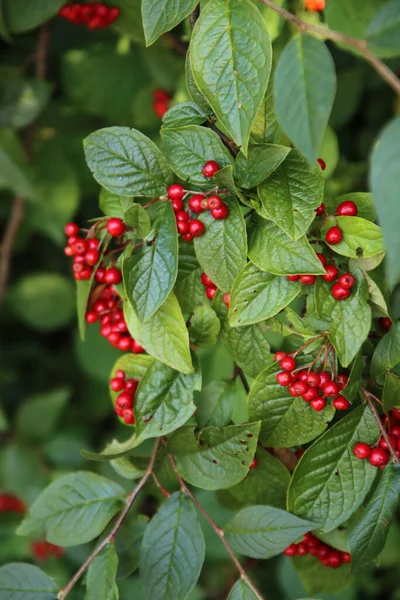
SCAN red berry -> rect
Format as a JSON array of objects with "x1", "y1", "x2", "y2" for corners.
[
  {"x1": 333, "y1": 396, "x2": 350, "y2": 410},
  {"x1": 64, "y1": 246, "x2": 74, "y2": 257},
  {"x1": 175, "y1": 210, "x2": 190, "y2": 222},
  {"x1": 289, "y1": 381, "x2": 308, "y2": 397},
  {"x1": 315, "y1": 203, "x2": 326, "y2": 216},
  {"x1": 298, "y1": 371, "x2": 308, "y2": 382},
  {"x1": 85, "y1": 249, "x2": 100, "y2": 266},
  {"x1": 302, "y1": 387, "x2": 319, "y2": 402},
  {"x1": 132, "y1": 340, "x2": 145, "y2": 354},
  {"x1": 275, "y1": 351, "x2": 287, "y2": 362},
  {"x1": 331, "y1": 283, "x2": 351, "y2": 301},
  {"x1": 64, "y1": 222, "x2": 79, "y2": 237},
  {"x1": 168, "y1": 184, "x2": 184, "y2": 200},
  {"x1": 106, "y1": 218, "x2": 125, "y2": 237},
  {"x1": 85, "y1": 311, "x2": 97, "y2": 324},
  {"x1": 108, "y1": 331, "x2": 121, "y2": 347},
  {"x1": 177, "y1": 221, "x2": 190, "y2": 235},
  {"x1": 326, "y1": 226, "x2": 342, "y2": 245},
  {"x1": 202, "y1": 160, "x2": 220, "y2": 178},
  {"x1": 319, "y1": 374, "x2": 331, "y2": 392},
  {"x1": 276, "y1": 371, "x2": 292, "y2": 386},
  {"x1": 339, "y1": 273, "x2": 355, "y2": 289},
  {"x1": 206, "y1": 287, "x2": 216, "y2": 300},
  {"x1": 188, "y1": 195, "x2": 206, "y2": 214},
  {"x1": 108, "y1": 6, "x2": 120, "y2": 22},
  {"x1": 283, "y1": 544, "x2": 297, "y2": 557},
  {"x1": 208, "y1": 195, "x2": 223, "y2": 210},
  {"x1": 311, "y1": 397, "x2": 326, "y2": 411},
  {"x1": 116, "y1": 370, "x2": 126, "y2": 379},
  {"x1": 110, "y1": 377, "x2": 125, "y2": 392},
  {"x1": 181, "y1": 232, "x2": 194, "y2": 242},
  {"x1": 342, "y1": 552, "x2": 352, "y2": 564},
  {"x1": 171, "y1": 197, "x2": 184, "y2": 212},
  {"x1": 391, "y1": 425, "x2": 400, "y2": 437},
  {"x1": 379, "y1": 317, "x2": 393, "y2": 332},
  {"x1": 123, "y1": 409, "x2": 135, "y2": 425},
  {"x1": 391, "y1": 408, "x2": 400, "y2": 420},
  {"x1": 322, "y1": 264, "x2": 339, "y2": 282},
  {"x1": 296, "y1": 541, "x2": 308, "y2": 556},
  {"x1": 211, "y1": 204, "x2": 229, "y2": 220},
  {"x1": 201, "y1": 273, "x2": 215, "y2": 287},
  {"x1": 88, "y1": 238, "x2": 100, "y2": 250},
  {"x1": 307, "y1": 372, "x2": 320, "y2": 387},
  {"x1": 280, "y1": 356, "x2": 296, "y2": 372},
  {"x1": 119, "y1": 336, "x2": 133, "y2": 352},
  {"x1": 116, "y1": 392, "x2": 133, "y2": 409},
  {"x1": 300, "y1": 274, "x2": 316, "y2": 285},
  {"x1": 95, "y1": 267, "x2": 106, "y2": 282},
  {"x1": 316, "y1": 253, "x2": 327, "y2": 266},
  {"x1": 287, "y1": 275, "x2": 300, "y2": 282},
  {"x1": 189, "y1": 219, "x2": 205, "y2": 237},
  {"x1": 327, "y1": 550, "x2": 342, "y2": 569},
  {"x1": 249, "y1": 457, "x2": 258, "y2": 469},
  {"x1": 104, "y1": 267, "x2": 122, "y2": 285},
  {"x1": 93, "y1": 300, "x2": 107, "y2": 313},
  {"x1": 337, "y1": 374, "x2": 348, "y2": 389},
  {"x1": 353, "y1": 443, "x2": 371, "y2": 459},
  {"x1": 317, "y1": 545, "x2": 330, "y2": 561},
  {"x1": 72, "y1": 239, "x2": 88, "y2": 255},
  {"x1": 369, "y1": 447, "x2": 389, "y2": 467},
  {"x1": 336, "y1": 201, "x2": 358, "y2": 217},
  {"x1": 317, "y1": 158, "x2": 326, "y2": 171},
  {"x1": 323, "y1": 381, "x2": 339, "y2": 397},
  {"x1": 223, "y1": 293, "x2": 230, "y2": 308},
  {"x1": 125, "y1": 379, "x2": 139, "y2": 394}
]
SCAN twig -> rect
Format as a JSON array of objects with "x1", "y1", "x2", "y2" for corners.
[
  {"x1": 232, "y1": 364, "x2": 250, "y2": 394},
  {"x1": 163, "y1": 32, "x2": 187, "y2": 57},
  {"x1": 190, "y1": 4, "x2": 200, "y2": 30},
  {"x1": 168, "y1": 453, "x2": 264, "y2": 600},
  {"x1": 362, "y1": 387, "x2": 400, "y2": 464},
  {"x1": 206, "y1": 122, "x2": 239, "y2": 157},
  {"x1": 256, "y1": 0, "x2": 400, "y2": 98},
  {"x1": 58, "y1": 439, "x2": 161, "y2": 600},
  {"x1": 152, "y1": 471, "x2": 170, "y2": 498}
]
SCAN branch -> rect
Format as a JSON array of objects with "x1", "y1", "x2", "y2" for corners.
[
  {"x1": 206, "y1": 122, "x2": 239, "y2": 157},
  {"x1": 168, "y1": 453, "x2": 264, "y2": 600},
  {"x1": 256, "y1": 0, "x2": 400, "y2": 98},
  {"x1": 58, "y1": 439, "x2": 161, "y2": 600},
  {"x1": 190, "y1": 4, "x2": 200, "y2": 30},
  {"x1": 232, "y1": 364, "x2": 250, "y2": 394},
  {"x1": 362, "y1": 387, "x2": 400, "y2": 464}
]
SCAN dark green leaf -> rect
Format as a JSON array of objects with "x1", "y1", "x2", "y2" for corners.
[
  {"x1": 0, "y1": 77, "x2": 51, "y2": 129},
  {"x1": 3, "y1": 0, "x2": 64, "y2": 32},
  {"x1": 366, "y1": 0, "x2": 400, "y2": 54},
  {"x1": 371, "y1": 322, "x2": 400, "y2": 382},
  {"x1": 292, "y1": 554, "x2": 353, "y2": 595},
  {"x1": 195, "y1": 380, "x2": 237, "y2": 428},
  {"x1": 227, "y1": 580, "x2": 259, "y2": 600},
  {"x1": 234, "y1": 144, "x2": 290, "y2": 189},
  {"x1": 174, "y1": 239, "x2": 205, "y2": 314},
  {"x1": 341, "y1": 351, "x2": 364, "y2": 402},
  {"x1": 325, "y1": 192, "x2": 376, "y2": 222},
  {"x1": 0, "y1": 563, "x2": 58, "y2": 599},
  {"x1": 124, "y1": 203, "x2": 151, "y2": 237},
  {"x1": 225, "y1": 506, "x2": 315, "y2": 559},
  {"x1": 257, "y1": 149, "x2": 324, "y2": 240},
  {"x1": 142, "y1": 0, "x2": 198, "y2": 45},
  {"x1": 116, "y1": 516, "x2": 148, "y2": 579},
  {"x1": 162, "y1": 101, "x2": 209, "y2": 128},
  {"x1": 84, "y1": 126, "x2": 172, "y2": 197},
  {"x1": 383, "y1": 371, "x2": 400, "y2": 412},
  {"x1": 85, "y1": 543, "x2": 119, "y2": 600},
  {"x1": 229, "y1": 263, "x2": 301, "y2": 326},
  {"x1": 274, "y1": 35, "x2": 336, "y2": 164},
  {"x1": 190, "y1": 0, "x2": 271, "y2": 153},
  {"x1": 16, "y1": 387, "x2": 70, "y2": 442},
  {"x1": 185, "y1": 52, "x2": 210, "y2": 114},
  {"x1": 140, "y1": 492, "x2": 205, "y2": 600},
  {"x1": 0, "y1": 130, "x2": 35, "y2": 199},
  {"x1": 189, "y1": 305, "x2": 221, "y2": 348},
  {"x1": 251, "y1": 75, "x2": 279, "y2": 143},
  {"x1": 99, "y1": 188, "x2": 133, "y2": 218},
  {"x1": 288, "y1": 405, "x2": 380, "y2": 532},
  {"x1": 349, "y1": 463, "x2": 400, "y2": 569},
  {"x1": 321, "y1": 216, "x2": 385, "y2": 259},
  {"x1": 17, "y1": 472, "x2": 125, "y2": 546}
]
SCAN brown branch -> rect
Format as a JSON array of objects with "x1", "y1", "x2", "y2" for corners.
[
  {"x1": 58, "y1": 439, "x2": 161, "y2": 600},
  {"x1": 206, "y1": 122, "x2": 239, "y2": 157},
  {"x1": 190, "y1": 4, "x2": 200, "y2": 30},
  {"x1": 256, "y1": 0, "x2": 400, "y2": 98},
  {"x1": 168, "y1": 453, "x2": 264, "y2": 600},
  {"x1": 362, "y1": 387, "x2": 400, "y2": 464},
  {"x1": 163, "y1": 32, "x2": 188, "y2": 57},
  {"x1": 232, "y1": 364, "x2": 250, "y2": 394}
]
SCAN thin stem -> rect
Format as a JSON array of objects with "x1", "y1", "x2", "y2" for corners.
[
  {"x1": 293, "y1": 333, "x2": 326, "y2": 357},
  {"x1": 190, "y1": 4, "x2": 200, "y2": 30},
  {"x1": 152, "y1": 472, "x2": 170, "y2": 498},
  {"x1": 168, "y1": 453, "x2": 264, "y2": 600},
  {"x1": 58, "y1": 439, "x2": 161, "y2": 600},
  {"x1": 362, "y1": 387, "x2": 400, "y2": 464},
  {"x1": 232, "y1": 364, "x2": 250, "y2": 394},
  {"x1": 256, "y1": 0, "x2": 400, "y2": 98},
  {"x1": 206, "y1": 122, "x2": 239, "y2": 157}
]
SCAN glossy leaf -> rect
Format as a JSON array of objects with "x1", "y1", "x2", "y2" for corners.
[
  {"x1": 227, "y1": 580, "x2": 259, "y2": 600},
  {"x1": 321, "y1": 216, "x2": 385, "y2": 259},
  {"x1": 293, "y1": 554, "x2": 352, "y2": 595},
  {"x1": 366, "y1": 0, "x2": 400, "y2": 53},
  {"x1": 195, "y1": 380, "x2": 237, "y2": 428},
  {"x1": 124, "y1": 203, "x2": 151, "y2": 238},
  {"x1": 250, "y1": 75, "x2": 278, "y2": 143},
  {"x1": 234, "y1": 144, "x2": 290, "y2": 189},
  {"x1": 142, "y1": 0, "x2": 198, "y2": 45},
  {"x1": 274, "y1": 34, "x2": 336, "y2": 164},
  {"x1": 99, "y1": 188, "x2": 133, "y2": 218},
  {"x1": 288, "y1": 405, "x2": 380, "y2": 532},
  {"x1": 190, "y1": 0, "x2": 271, "y2": 153},
  {"x1": 371, "y1": 322, "x2": 400, "y2": 382},
  {"x1": 0, "y1": 563, "x2": 58, "y2": 599},
  {"x1": 382, "y1": 371, "x2": 400, "y2": 413},
  {"x1": 162, "y1": 101, "x2": 209, "y2": 128},
  {"x1": 174, "y1": 239, "x2": 205, "y2": 314},
  {"x1": 85, "y1": 543, "x2": 119, "y2": 600},
  {"x1": 189, "y1": 305, "x2": 221, "y2": 348}
]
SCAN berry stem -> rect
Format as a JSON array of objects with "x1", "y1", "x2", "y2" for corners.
[
  {"x1": 57, "y1": 439, "x2": 161, "y2": 600},
  {"x1": 293, "y1": 333, "x2": 326, "y2": 357},
  {"x1": 152, "y1": 472, "x2": 171, "y2": 499},
  {"x1": 232, "y1": 364, "x2": 250, "y2": 394},
  {"x1": 362, "y1": 387, "x2": 400, "y2": 464},
  {"x1": 168, "y1": 452, "x2": 264, "y2": 600}
]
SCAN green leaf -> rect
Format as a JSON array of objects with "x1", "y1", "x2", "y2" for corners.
[
  {"x1": 371, "y1": 322, "x2": 400, "y2": 382},
  {"x1": 142, "y1": 0, "x2": 198, "y2": 45},
  {"x1": 134, "y1": 357, "x2": 201, "y2": 440},
  {"x1": 162, "y1": 101, "x2": 209, "y2": 129},
  {"x1": 249, "y1": 221, "x2": 325, "y2": 276},
  {"x1": 251, "y1": 75, "x2": 279, "y2": 143},
  {"x1": 85, "y1": 543, "x2": 119, "y2": 600},
  {"x1": 99, "y1": 188, "x2": 133, "y2": 218},
  {"x1": 126, "y1": 202, "x2": 178, "y2": 322},
  {"x1": 328, "y1": 270, "x2": 372, "y2": 367},
  {"x1": 9, "y1": 273, "x2": 75, "y2": 332},
  {"x1": 370, "y1": 116, "x2": 400, "y2": 288},
  {"x1": 194, "y1": 197, "x2": 247, "y2": 292},
  {"x1": 185, "y1": 52, "x2": 210, "y2": 114},
  {"x1": 321, "y1": 216, "x2": 385, "y2": 259},
  {"x1": 257, "y1": 149, "x2": 324, "y2": 240},
  {"x1": 227, "y1": 580, "x2": 259, "y2": 600},
  {"x1": 325, "y1": 192, "x2": 376, "y2": 222},
  {"x1": 229, "y1": 263, "x2": 301, "y2": 327},
  {"x1": 0, "y1": 130, "x2": 35, "y2": 199},
  {"x1": 383, "y1": 371, "x2": 400, "y2": 413},
  {"x1": 274, "y1": 34, "x2": 336, "y2": 164},
  {"x1": 292, "y1": 554, "x2": 353, "y2": 595},
  {"x1": 140, "y1": 492, "x2": 205, "y2": 600},
  {"x1": 248, "y1": 362, "x2": 335, "y2": 447},
  {"x1": 3, "y1": 0, "x2": 64, "y2": 32},
  {"x1": 366, "y1": 0, "x2": 400, "y2": 53},
  {"x1": 111, "y1": 353, "x2": 154, "y2": 380},
  {"x1": 16, "y1": 387, "x2": 70, "y2": 442},
  {"x1": 0, "y1": 1, "x2": 10, "y2": 41},
  {"x1": 0, "y1": 563, "x2": 58, "y2": 599},
  {"x1": 227, "y1": 448, "x2": 290, "y2": 509},
  {"x1": 0, "y1": 77, "x2": 51, "y2": 129},
  {"x1": 288, "y1": 405, "x2": 380, "y2": 533},
  {"x1": 195, "y1": 380, "x2": 237, "y2": 428},
  {"x1": 125, "y1": 293, "x2": 193, "y2": 374},
  {"x1": 174, "y1": 239, "x2": 205, "y2": 314},
  {"x1": 161, "y1": 125, "x2": 233, "y2": 188},
  {"x1": 170, "y1": 422, "x2": 261, "y2": 490},
  {"x1": 190, "y1": 0, "x2": 271, "y2": 153},
  {"x1": 124, "y1": 203, "x2": 151, "y2": 238},
  {"x1": 116, "y1": 516, "x2": 148, "y2": 579},
  {"x1": 224, "y1": 506, "x2": 315, "y2": 559},
  {"x1": 189, "y1": 305, "x2": 221, "y2": 348},
  {"x1": 84, "y1": 126, "x2": 172, "y2": 197},
  {"x1": 17, "y1": 472, "x2": 125, "y2": 546},
  {"x1": 234, "y1": 144, "x2": 290, "y2": 189},
  {"x1": 349, "y1": 463, "x2": 400, "y2": 569},
  {"x1": 341, "y1": 351, "x2": 364, "y2": 402}
]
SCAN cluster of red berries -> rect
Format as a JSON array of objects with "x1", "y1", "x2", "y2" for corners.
[
  {"x1": 64, "y1": 222, "x2": 102, "y2": 281},
  {"x1": 200, "y1": 272, "x2": 230, "y2": 308},
  {"x1": 59, "y1": 2, "x2": 119, "y2": 29},
  {"x1": 275, "y1": 352, "x2": 350, "y2": 412},
  {"x1": 284, "y1": 533, "x2": 351, "y2": 569},
  {"x1": 85, "y1": 284, "x2": 144, "y2": 353},
  {"x1": 0, "y1": 493, "x2": 25, "y2": 514},
  {"x1": 353, "y1": 408, "x2": 400, "y2": 468},
  {"x1": 110, "y1": 370, "x2": 138, "y2": 425},
  {"x1": 324, "y1": 200, "x2": 358, "y2": 247},
  {"x1": 304, "y1": 0, "x2": 325, "y2": 12},
  {"x1": 31, "y1": 541, "x2": 64, "y2": 562},
  {"x1": 153, "y1": 89, "x2": 171, "y2": 119}
]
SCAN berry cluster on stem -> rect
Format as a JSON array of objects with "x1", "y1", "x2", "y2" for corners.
[
  {"x1": 353, "y1": 408, "x2": 400, "y2": 468},
  {"x1": 200, "y1": 272, "x2": 230, "y2": 307},
  {"x1": 110, "y1": 369, "x2": 138, "y2": 425},
  {"x1": 284, "y1": 532, "x2": 351, "y2": 569},
  {"x1": 59, "y1": 2, "x2": 120, "y2": 29}
]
